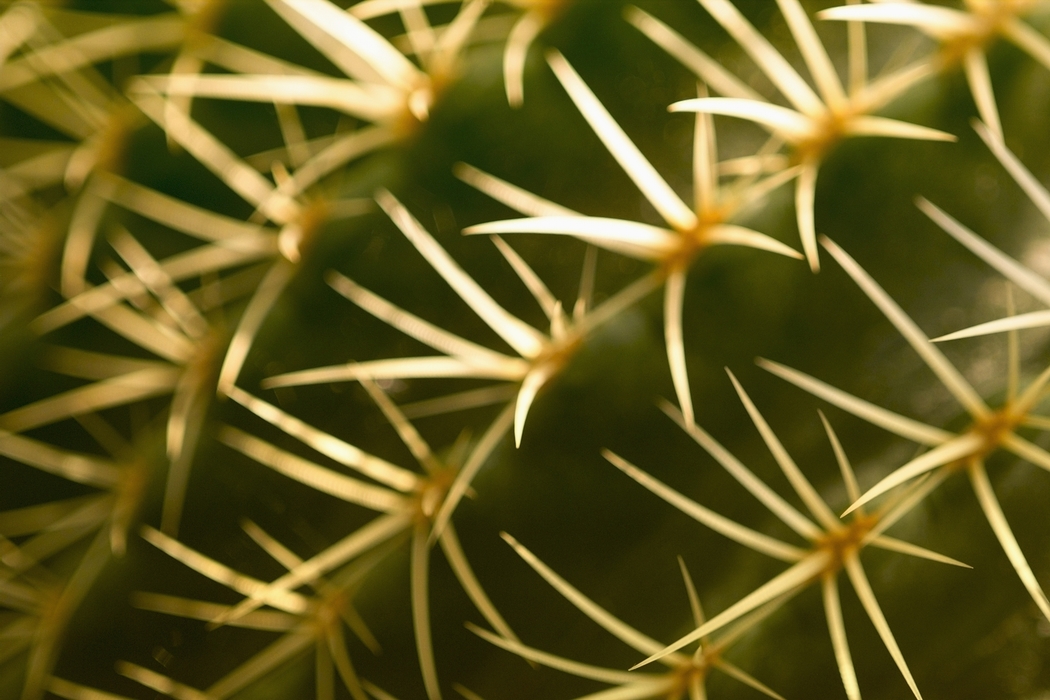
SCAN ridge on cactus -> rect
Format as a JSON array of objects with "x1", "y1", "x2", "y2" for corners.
[{"x1": 4, "y1": 1, "x2": 1050, "y2": 699}]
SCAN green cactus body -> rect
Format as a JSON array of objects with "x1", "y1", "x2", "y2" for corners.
[{"x1": 4, "y1": 1, "x2": 1050, "y2": 699}]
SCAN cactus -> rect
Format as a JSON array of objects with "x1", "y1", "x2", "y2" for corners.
[{"x1": 4, "y1": 0, "x2": 1050, "y2": 698}]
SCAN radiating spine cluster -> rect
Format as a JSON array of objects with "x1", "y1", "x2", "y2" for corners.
[{"x1": 3, "y1": 1, "x2": 1050, "y2": 699}]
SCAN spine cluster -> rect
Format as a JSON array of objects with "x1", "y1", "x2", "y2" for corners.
[{"x1": 2, "y1": 1, "x2": 1050, "y2": 699}]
